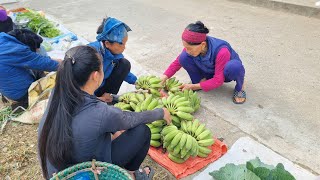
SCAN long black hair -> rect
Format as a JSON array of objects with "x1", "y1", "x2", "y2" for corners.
[
  {"x1": 8, "y1": 29, "x2": 43, "y2": 52},
  {"x1": 185, "y1": 21, "x2": 209, "y2": 45},
  {"x1": 38, "y1": 46, "x2": 102, "y2": 179}
]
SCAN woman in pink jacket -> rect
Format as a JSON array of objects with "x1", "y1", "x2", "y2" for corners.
[{"x1": 161, "y1": 21, "x2": 246, "y2": 104}]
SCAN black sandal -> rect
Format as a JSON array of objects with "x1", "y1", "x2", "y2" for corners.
[
  {"x1": 233, "y1": 90, "x2": 246, "y2": 104},
  {"x1": 134, "y1": 166, "x2": 155, "y2": 180}
]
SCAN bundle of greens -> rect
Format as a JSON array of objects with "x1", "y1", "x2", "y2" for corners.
[
  {"x1": 16, "y1": 9, "x2": 61, "y2": 38},
  {"x1": 209, "y1": 157, "x2": 296, "y2": 180}
]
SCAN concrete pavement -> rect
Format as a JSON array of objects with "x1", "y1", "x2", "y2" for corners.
[{"x1": 4, "y1": 0, "x2": 320, "y2": 176}]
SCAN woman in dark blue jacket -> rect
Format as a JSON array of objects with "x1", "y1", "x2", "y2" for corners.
[
  {"x1": 0, "y1": 29, "x2": 60, "y2": 109},
  {"x1": 38, "y1": 46, "x2": 171, "y2": 179}
]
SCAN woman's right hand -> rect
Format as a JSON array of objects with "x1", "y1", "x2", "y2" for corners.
[
  {"x1": 160, "y1": 74, "x2": 169, "y2": 85},
  {"x1": 162, "y1": 108, "x2": 172, "y2": 124}
]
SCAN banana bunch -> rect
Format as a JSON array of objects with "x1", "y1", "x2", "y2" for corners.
[
  {"x1": 135, "y1": 76, "x2": 163, "y2": 97},
  {"x1": 114, "y1": 102, "x2": 132, "y2": 111},
  {"x1": 175, "y1": 90, "x2": 201, "y2": 112},
  {"x1": 162, "y1": 94, "x2": 194, "y2": 127},
  {"x1": 180, "y1": 119, "x2": 215, "y2": 158},
  {"x1": 162, "y1": 126, "x2": 199, "y2": 163},
  {"x1": 164, "y1": 77, "x2": 182, "y2": 93},
  {"x1": 134, "y1": 94, "x2": 163, "y2": 112},
  {"x1": 147, "y1": 122, "x2": 166, "y2": 147}
]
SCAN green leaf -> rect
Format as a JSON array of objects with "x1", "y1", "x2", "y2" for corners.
[
  {"x1": 246, "y1": 157, "x2": 274, "y2": 179},
  {"x1": 267, "y1": 163, "x2": 296, "y2": 180},
  {"x1": 209, "y1": 163, "x2": 261, "y2": 180}
]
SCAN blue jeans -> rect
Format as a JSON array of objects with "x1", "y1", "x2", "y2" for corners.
[{"x1": 179, "y1": 58, "x2": 245, "y2": 91}]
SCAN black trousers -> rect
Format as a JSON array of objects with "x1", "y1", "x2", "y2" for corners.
[
  {"x1": 95, "y1": 58, "x2": 131, "y2": 97},
  {"x1": 111, "y1": 124, "x2": 151, "y2": 171}
]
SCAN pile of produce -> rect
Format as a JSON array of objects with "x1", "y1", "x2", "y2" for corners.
[
  {"x1": 209, "y1": 157, "x2": 296, "y2": 180},
  {"x1": 164, "y1": 77, "x2": 182, "y2": 93},
  {"x1": 135, "y1": 75, "x2": 163, "y2": 97},
  {"x1": 114, "y1": 75, "x2": 214, "y2": 164},
  {"x1": 16, "y1": 9, "x2": 61, "y2": 38},
  {"x1": 175, "y1": 89, "x2": 201, "y2": 112}
]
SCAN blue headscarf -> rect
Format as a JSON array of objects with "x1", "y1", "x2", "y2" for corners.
[{"x1": 96, "y1": 17, "x2": 131, "y2": 44}]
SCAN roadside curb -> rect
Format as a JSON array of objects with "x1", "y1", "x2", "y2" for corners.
[{"x1": 228, "y1": 0, "x2": 320, "y2": 19}]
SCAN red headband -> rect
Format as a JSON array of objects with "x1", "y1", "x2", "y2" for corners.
[{"x1": 182, "y1": 29, "x2": 206, "y2": 44}]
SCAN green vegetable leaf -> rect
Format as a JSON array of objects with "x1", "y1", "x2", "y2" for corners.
[
  {"x1": 209, "y1": 163, "x2": 261, "y2": 180},
  {"x1": 267, "y1": 163, "x2": 296, "y2": 180},
  {"x1": 246, "y1": 157, "x2": 274, "y2": 179}
]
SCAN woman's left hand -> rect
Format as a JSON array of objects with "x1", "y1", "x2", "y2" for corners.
[
  {"x1": 179, "y1": 84, "x2": 194, "y2": 91},
  {"x1": 98, "y1": 93, "x2": 113, "y2": 103},
  {"x1": 112, "y1": 130, "x2": 125, "y2": 141}
]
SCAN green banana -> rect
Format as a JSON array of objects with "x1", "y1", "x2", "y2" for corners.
[
  {"x1": 163, "y1": 141, "x2": 169, "y2": 149},
  {"x1": 130, "y1": 102, "x2": 137, "y2": 111},
  {"x1": 191, "y1": 119, "x2": 200, "y2": 135},
  {"x1": 197, "y1": 151, "x2": 209, "y2": 158},
  {"x1": 152, "y1": 120, "x2": 166, "y2": 127},
  {"x1": 147, "y1": 99, "x2": 159, "y2": 110},
  {"x1": 161, "y1": 125, "x2": 178, "y2": 136},
  {"x1": 172, "y1": 144, "x2": 181, "y2": 156},
  {"x1": 180, "y1": 120, "x2": 187, "y2": 132},
  {"x1": 176, "y1": 111, "x2": 193, "y2": 121},
  {"x1": 180, "y1": 146, "x2": 189, "y2": 158},
  {"x1": 171, "y1": 115, "x2": 181, "y2": 125},
  {"x1": 197, "y1": 129, "x2": 211, "y2": 140},
  {"x1": 164, "y1": 129, "x2": 179, "y2": 142},
  {"x1": 195, "y1": 124, "x2": 206, "y2": 137},
  {"x1": 185, "y1": 135, "x2": 193, "y2": 151},
  {"x1": 191, "y1": 138, "x2": 199, "y2": 157},
  {"x1": 170, "y1": 131, "x2": 183, "y2": 148},
  {"x1": 151, "y1": 134, "x2": 161, "y2": 140},
  {"x1": 161, "y1": 98, "x2": 167, "y2": 106},
  {"x1": 199, "y1": 146, "x2": 212, "y2": 154},
  {"x1": 176, "y1": 101, "x2": 191, "y2": 107},
  {"x1": 150, "y1": 140, "x2": 161, "y2": 147},
  {"x1": 146, "y1": 124, "x2": 154, "y2": 129},
  {"x1": 186, "y1": 121, "x2": 192, "y2": 134},
  {"x1": 149, "y1": 78, "x2": 162, "y2": 84},
  {"x1": 197, "y1": 139, "x2": 215, "y2": 147},
  {"x1": 179, "y1": 133, "x2": 188, "y2": 150},
  {"x1": 136, "y1": 93, "x2": 145, "y2": 102},
  {"x1": 176, "y1": 106, "x2": 194, "y2": 113},
  {"x1": 130, "y1": 97, "x2": 140, "y2": 104},
  {"x1": 150, "y1": 88, "x2": 161, "y2": 97},
  {"x1": 168, "y1": 153, "x2": 185, "y2": 164},
  {"x1": 174, "y1": 96, "x2": 187, "y2": 104},
  {"x1": 150, "y1": 127, "x2": 162, "y2": 134}
]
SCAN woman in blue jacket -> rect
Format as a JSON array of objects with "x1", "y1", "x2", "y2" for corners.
[
  {"x1": 0, "y1": 29, "x2": 60, "y2": 109},
  {"x1": 88, "y1": 17, "x2": 137, "y2": 102}
]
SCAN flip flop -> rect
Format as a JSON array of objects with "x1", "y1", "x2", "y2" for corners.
[
  {"x1": 233, "y1": 90, "x2": 246, "y2": 104},
  {"x1": 134, "y1": 166, "x2": 155, "y2": 180}
]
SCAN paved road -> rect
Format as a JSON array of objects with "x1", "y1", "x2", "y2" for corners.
[{"x1": 5, "y1": 0, "x2": 320, "y2": 175}]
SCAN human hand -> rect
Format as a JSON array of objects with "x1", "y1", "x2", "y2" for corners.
[
  {"x1": 112, "y1": 130, "x2": 125, "y2": 140},
  {"x1": 160, "y1": 75, "x2": 168, "y2": 85},
  {"x1": 179, "y1": 84, "x2": 194, "y2": 91},
  {"x1": 162, "y1": 108, "x2": 172, "y2": 125},
  {"x1": 98, "y1": 93, "x2": 113, "y2": 103}
]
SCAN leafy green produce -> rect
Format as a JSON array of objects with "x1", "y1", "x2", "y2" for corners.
[
  {"x1": 209, "y1": 157, "x2": 296, "y2": 180},
  {"x1": 209, "y1": 163, "x2": 260, "y2": 180},
  {"x1": 16, "y1": 9, "x2": 61, "y2": 38}
]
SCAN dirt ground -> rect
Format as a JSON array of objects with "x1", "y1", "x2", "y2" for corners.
[{"x1": 0, "y1": 121, "x2": 175, "y2": 179}]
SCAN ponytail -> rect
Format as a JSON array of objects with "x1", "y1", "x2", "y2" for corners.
[{"x1": 39, "y1": 46, "x2": 101, "y2": 179}]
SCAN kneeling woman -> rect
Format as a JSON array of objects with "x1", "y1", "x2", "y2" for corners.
[
  {"x1": 161, "y1": 21, "x2": 246, "y2": 104},
  {"x1": 38, "y1": 46, "x2": 171, "y2": 179}
]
